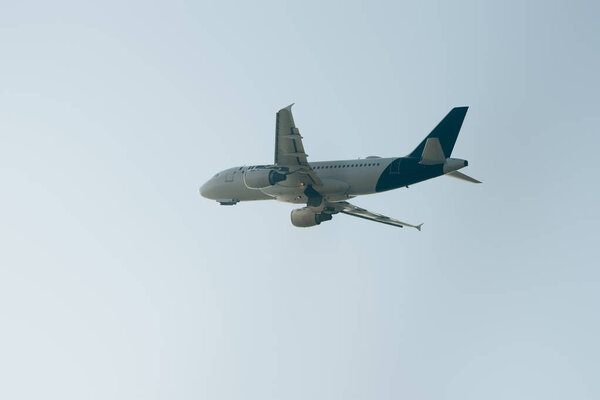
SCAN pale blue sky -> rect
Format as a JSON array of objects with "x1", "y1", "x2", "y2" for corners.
[{"x1": 1, "y1": 1, "x2": 599, "y2": 399}]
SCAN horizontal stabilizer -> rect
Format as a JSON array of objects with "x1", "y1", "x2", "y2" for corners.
[
  {"x1": 419, "y1": 138, "x2": 446, "y2": 165},
  {"x1": 446, "y1": 170, "x2": 481, "y2": 183}
]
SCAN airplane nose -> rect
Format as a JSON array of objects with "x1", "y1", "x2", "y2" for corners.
[
  {"x1": 199, "y1": 180, "x2": 218, "y2": 199},
  {"x1": 199, "y1": 182, "x2": 209, "y2": 198}
]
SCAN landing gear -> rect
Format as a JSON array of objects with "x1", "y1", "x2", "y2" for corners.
[{"x1": 303, "y1": 185, "x2": 323, "y2": 208}]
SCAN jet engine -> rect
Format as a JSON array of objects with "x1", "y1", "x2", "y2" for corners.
[
  {"x1": 290, "y1": 207, "x2": 333, "y2": 228},
  {"x1": 243, "y1": 169, "x2": 287, "y2": 189}
]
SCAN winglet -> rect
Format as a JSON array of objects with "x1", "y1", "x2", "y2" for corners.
[
  {"x1": 283, "y1": 103, "x2": 295, "y2": 111},
  {"x1": 416, "y1": 223, "x2": 423, "y2": 231}
]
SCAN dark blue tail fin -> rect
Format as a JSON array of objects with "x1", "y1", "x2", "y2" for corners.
[{"x1": 408, "y1": 107, "x2": 468, "y2": 158}]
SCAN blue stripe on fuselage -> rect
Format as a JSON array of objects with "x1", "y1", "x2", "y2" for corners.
[{"x1": 375, "y1": 157, "x2": 444, "y2": 192}]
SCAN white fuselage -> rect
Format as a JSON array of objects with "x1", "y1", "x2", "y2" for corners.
[{"x1": 200, "y1": 157, "x2": 394, "y2": 204}]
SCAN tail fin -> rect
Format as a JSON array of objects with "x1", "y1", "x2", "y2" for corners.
[{"x1": 408, "y1": 107, "x2": 468, "y2": 158}]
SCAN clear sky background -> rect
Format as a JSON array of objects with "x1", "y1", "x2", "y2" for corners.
[{"x1": 1, "y1": 1, "x2": 599, "y2": 399}]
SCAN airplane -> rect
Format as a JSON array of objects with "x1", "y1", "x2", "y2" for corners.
[{"x1": 199, "y1": 104, "x2": 480, "y2": 230}]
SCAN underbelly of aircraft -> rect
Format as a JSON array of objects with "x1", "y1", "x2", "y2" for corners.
[{"x1": 261, "y1": 178, "x2": 354, "y2": 204}]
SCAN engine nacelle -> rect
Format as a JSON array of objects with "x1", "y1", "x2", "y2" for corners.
[
  {"x1": 243, "y1": 169, "x2": 287, "y2": 189},
  {"x1": 290, "y1": 207, "x2": 333, "y2": 228}
]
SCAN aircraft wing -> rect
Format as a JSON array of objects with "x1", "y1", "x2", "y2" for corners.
[
  {"x1": 328, "y1": 201, "x2": 423, "y2": 230},
  {"x1": 274, "y1": 104, "x2": 322, "y2": 186}
]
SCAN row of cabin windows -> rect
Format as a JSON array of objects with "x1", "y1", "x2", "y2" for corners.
[{"x1": 313, "y1": 163, "x2": 380, "y2": 170}]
